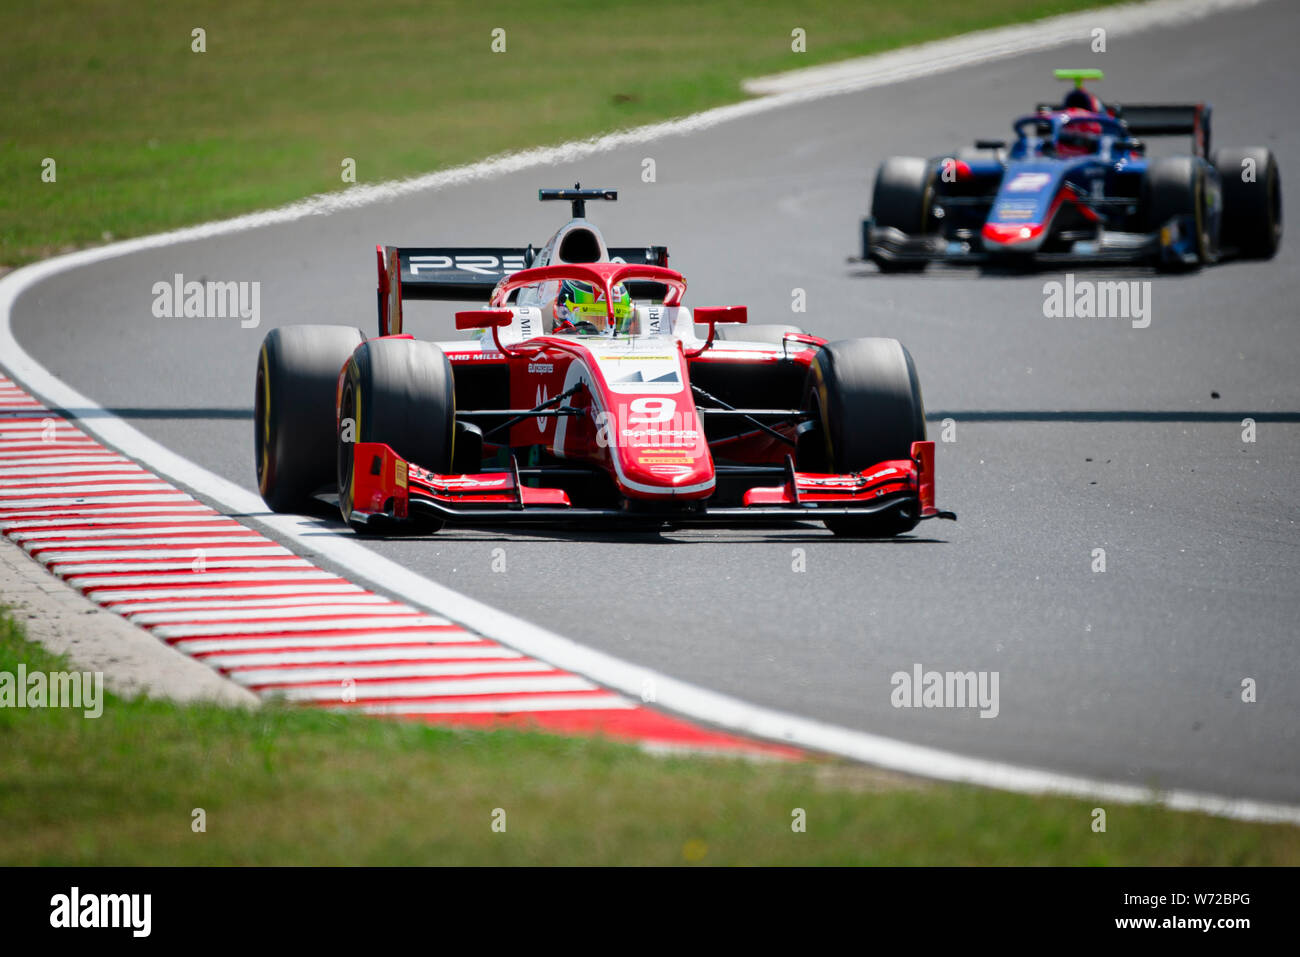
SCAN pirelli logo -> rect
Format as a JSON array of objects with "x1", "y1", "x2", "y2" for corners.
[{"x1": 395, "y1": 460, "x2": 408, "y2": 489}]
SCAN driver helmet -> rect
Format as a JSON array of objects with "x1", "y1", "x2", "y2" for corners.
[
  {"x1": 1062, "y1": 87, "x2": 1104, "y2": 113},
  {"x1": 1056, "y1": 110, "x2": 1102, "y2": 157},
  {"x1": 554, "y1": 279, "x2": 634, "y2": 335}
]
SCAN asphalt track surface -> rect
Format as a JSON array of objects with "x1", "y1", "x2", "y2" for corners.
[{"x1": 11, "y1": 2, "x2": 1299, "y2": 801}]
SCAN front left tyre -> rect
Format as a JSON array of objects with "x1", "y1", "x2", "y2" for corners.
[
  {"x1": 1212, "y1": 146, "x2": 1282, "y2": 259},
  {"x1": 255, "y1": 324, "x2": 365, "y2": 512}
]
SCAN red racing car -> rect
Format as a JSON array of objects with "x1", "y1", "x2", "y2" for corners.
[{"x1": 254, "y1": 186, "x2": 954, "y2": 536}]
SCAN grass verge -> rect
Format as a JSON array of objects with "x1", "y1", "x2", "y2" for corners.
[
  {"x1": 0, "y1": 0, "x2": 1128, "y2": 265},
  {"x1": 1, "y1": 610, "x2": 1297, "y2": 865}
]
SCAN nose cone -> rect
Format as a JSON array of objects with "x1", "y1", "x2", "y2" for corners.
[
  {"x1": 616, "y1": 429, "x2": 715, "y2": 499},
  {"x1": 982, "y1": 221, "x2": 1047, "y2": 249}
]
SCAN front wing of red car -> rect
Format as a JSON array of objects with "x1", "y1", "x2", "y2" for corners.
[{"x1": 345, "y1": 439, "x2": 955, "y2": 529}]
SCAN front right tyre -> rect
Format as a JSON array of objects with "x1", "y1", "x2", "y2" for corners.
[
  {"x1": 1144, "y1": 156, "x2": 1219, "y2": 268},
  {"x1": 869, "y1": 156, "x2": 935, "y2": 273},
  {"x1": 337, "y1": 336, "x2": 455, "y2": 534},
  {"x1": 799, "y1": 337, "x2": 927, "y2": 538}
]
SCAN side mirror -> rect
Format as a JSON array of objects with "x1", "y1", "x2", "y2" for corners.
[
  {"x1": 975, "y1": 139, "x2": 1007, "y2": 151},
  {"x1": 685, "y1": 306, "x2": 747, "y2": 358},
  {"x1": 455, "y1": 309, "x2": 513, "y2": 331},
  {"x1": 694, "y1": 306, "x2": 747, "y2": 326}
]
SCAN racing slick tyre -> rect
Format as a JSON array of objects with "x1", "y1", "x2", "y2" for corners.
[
  {"x1": 1212, "y1": 147, "x2": 1282, "y2": 259},
  {"x1": 255, "y1": 324, "x2": 365, "y2": 513},
  {"x1": 1144, "y1": 156, "x2": 1218, "y2": 269},
  {"x1": 869, "y1": 157, "x2": 934, "y2": 273},
  {"x1": 714, "y1": 323, "x2": 808, "y2": 344},
  {"x1": 800, "y1": 338, "x2": 926, "y2": 538},
  {"x1": 338, "y1": 337, "x2": 455, "y2": 534}
]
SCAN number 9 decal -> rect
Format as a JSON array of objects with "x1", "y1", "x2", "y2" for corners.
[{"x1": 627, "y1": 397, "x2": 676, "y2": 423}]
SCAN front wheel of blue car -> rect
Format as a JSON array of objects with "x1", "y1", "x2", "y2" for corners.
[
  {"x1": 869, "y1": 157, "x2": 934, "y2": 273},
  {"x1": 800, "y1": 338, "x2": 927, "y2": 538},
  {"x1": 1213, "y1": 146, "x2": 1282, "y2": 259},
  {"x1": 1144, "y1": 156, "x2": 1219, "y2": 269}
]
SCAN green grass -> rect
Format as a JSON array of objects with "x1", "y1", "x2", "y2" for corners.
[
  {"x1": 2, "y1": 611, "x2": 1296, "y2": 865},
  {"x1": 0, "y1": 0, "x2": 1126, "y2": 265}
]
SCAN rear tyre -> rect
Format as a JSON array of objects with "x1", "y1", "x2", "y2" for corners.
[
  {"x1": 255, "y1": 325, "x2": 364, "y2": 512},
  {"x1": 869, "y1": 157, "x2": 934, "y2": 273},
  {"x1": 338, "y1": 337, "x2": 455, "y2": 534},
  {"x1": 1212, "y1": 146, "x2": 1282, "y2": 259},
  {"x1": 800, "y1": 338, "x2": 927, "y2": 537},
  {"x1": 1144, "y1": 156, "x2": 1217, "y2": 268}
]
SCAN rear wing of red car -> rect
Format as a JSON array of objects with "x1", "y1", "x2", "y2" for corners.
[{"x1": 376, "y1": 244, "x2": 669, "y2": 335}]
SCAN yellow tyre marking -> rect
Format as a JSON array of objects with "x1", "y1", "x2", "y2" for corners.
[{"x1": 258, "y1": 345, "x2": 271, "y2": 493}]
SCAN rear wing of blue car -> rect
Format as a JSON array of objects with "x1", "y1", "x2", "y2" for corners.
[
  {"x1": 375, "y1": 244, "x2": 669, "y2": 335},
  {"x1": 1116, "y1": 103, "x2": 1212, "y2": 158},
  {"x1": 1033, "y1": 101, "x2": 1212, "y2": 158}
]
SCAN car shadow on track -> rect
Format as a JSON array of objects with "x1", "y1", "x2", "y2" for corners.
[
  {"x1": 445, "y1": 527, "x2": 952, "y2": 545},
  {"x1": 320, "y1": 526, "x2": 950, "y2": 547},
  {"x1": 54, "y1": 406, "x2": 253, "y2": 420},
  {"x1": 271, "y1": 507, "x2": 952, "y2": 547},
  {"x1": 926, "y1": 409, "x2": 1300, "y2": 423}
]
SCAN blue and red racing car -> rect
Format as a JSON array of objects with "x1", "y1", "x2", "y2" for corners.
[
  {"x1": 862, "y1": 69, "x2": 1282, "y2": 271},
  {"x1": 254, "y1": 187, "x2": 954, "y2": 537}
]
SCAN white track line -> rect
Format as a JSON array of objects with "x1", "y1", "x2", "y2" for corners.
[
  {"x1": 3, "y1": 513, "x2": 220, "y2": 523},
  {"x1": 200, "y1": 647, "x2": 525, "y2": 668},
  {"x1": 126, "y1": 605, "x2": 420, "y2": 625},
  {"x1": 0, "y1": 450, "x2": 108, "y2": 460},
  {"x1": 19, "y1": 532, "x2": 249, "y2": 546},
  {"x1": 232, "y1": 660, "x2": 558, "y2": 686},
  {"x1": 29, "y1": 537, "x2": 276, "y2": 550},
  {"x1": 171, "y1": 634, "x2": 493, "y2": 654},
  {"x1": 39, "y1": 545, "x2": 293, "y2": 558},
  {"x1": 358, "y1": 696, "x2": 637, "y2": 716},
  {"x1": 0, "y1": 464, "x2": 140, "y2": 476},
  {"x1": 67, "y1": 570, "x2": 341, "y2": 589},
  {"x1": 51, "y1": 559, "x2": 312, "y2": 576},
  {"x1": 270, "y1": 674, "x2": 596, "y2": 703},
  {"x1": 11, "y1": 524, "x2": 245, "y2": 539},
  {"x1": 2, "y1": 0, "x2": 1296, "y2": 822},
  {"x1": 110, "y1": 595, "x2": 396, "y2": 614},
  {"x1": 151, "y1": 616, "x2": 452, "y2": 639},
  {"x1": 89, "y1": 584, "x2": 368, "y2": 602}
]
